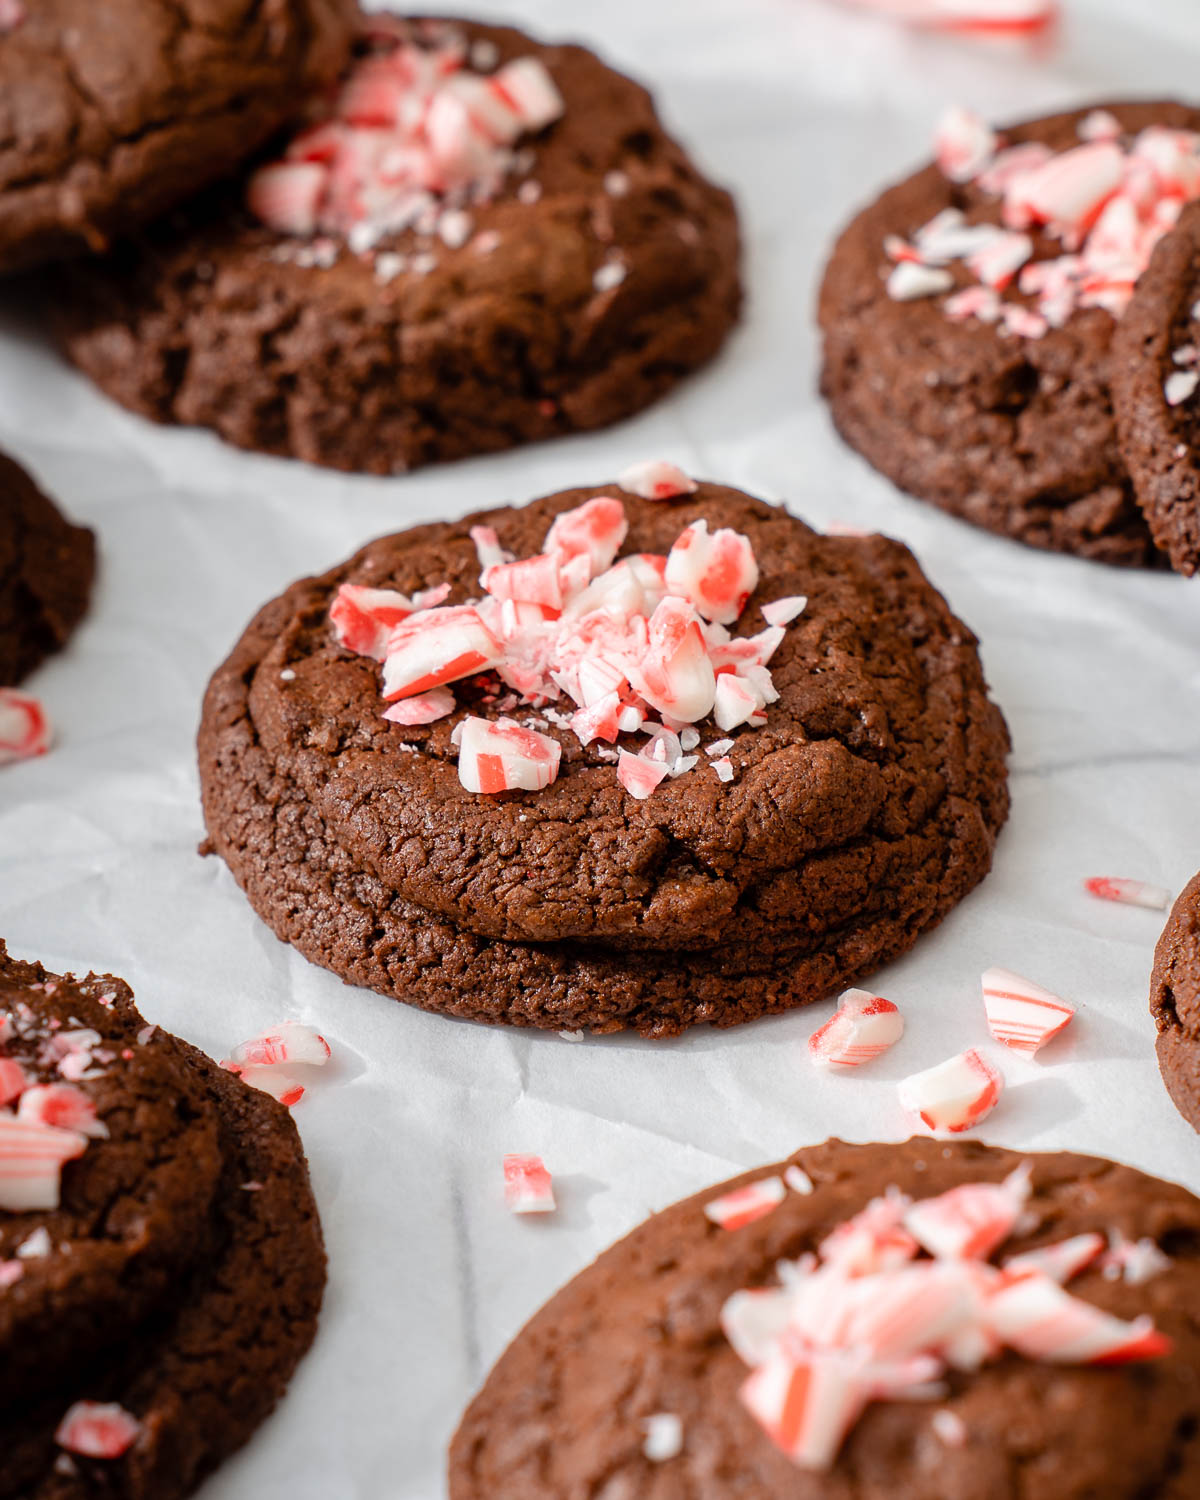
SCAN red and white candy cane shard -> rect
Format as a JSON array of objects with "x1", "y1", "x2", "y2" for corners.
[
  {"x1": 887, "y1": 262, "x2": 954, "y2": 301},
  {"x1": 740, "y1": 1347, "x2": 871, "y2": 1472},
  {"x1": 230, "y1": 1022, "x2": 332, "y2": 1069},
  {"x1": 503, "y1": 1153, "x2": 556, "y2": 1214},
  {"x1": 935, "y1": 107, "x2": 998, "y2": 183},
  {"x1": 17, "y1": 1084, "x2": 109, "y2": 1139},
  {"x1": 760, "y1": 595, "x2": 808, "y2": 628},
  {"x1": 329, "y1": 583, "x2": 421, "y2": 659},
  {"x1": 785, "y1": 1163, "x2": 815, "y2": 1196},
  {"x1": 1012, "y1": 141, "x2": 1125, "y2": 236},
  {"x1": 712, "y1": 673, "x2": 760, "y2": 733},
  {"x1": 469, "y1": 525, "x2": 508, "y2": 571},
  {"x1": 808, "y1": 988, "x2": 905, "y2": 1070},
  {"x1": 544, "y1": 496, "x2": 629, "y2": 579},
  {"x1": 493, "y1": 55, "x2": 565, "y2": 131},
  {"x1": 902, "y1": 1164, "x2": 1031, "y2": 1261},
  {"x1": 642, "y1": 1412, "x2": 684, "y2": 1462},
  {"x1": 381, "y1": 606, "x2": 504, "y2": 700},
  {"x1": 664, "y1": 520, "x2": 759, "y2": 626},
  {"x1": 617, "y1": 460, "x2": 698, "y2": 501},
  {"x1": 928, "y1": 0, "x2": 1056, "y2": 31},
  {"x1": 1084, "y1": 876, "x2": 1171, "y2": 911},
  {"x1": 0, "y1": 1057, "x2": 27, "y2": 1106},
  {"x1": 55, "y1": 1401, "x2": 143, "y2": 1460},
  {"x1": 898, "y1": 1050, "x2": 1003, "y2": 1135},
  {"x1": 0, "y1": 1115, "x2": 88, "y2": 1211},
  {"x1": 632, "y1": 597, "x2": 716, "y2": 722},
  {"x1": 1005, "y1": 1232, "x2": 1106, "y2": 1284},
  {"x1": 720, "y1": 1285, "x2": 797, "y2": 1366},
  {"x1": 221, "y1": 1061, "x2": 305, "y2": 1109},
  {"x1": 967, "y1": 230, "x2": 1033, "y2": 289},
  {"x1": 246, "y1": 160, "x2": 327, "y2": 237},
  {"x1": 1101, "y1": 1231, "x2": 1171, "y2": 1287},
  {"x1": 985, "y1": 1269, "x2": 1170, "y2": 1365},
  {"x1": 837, "y1": 1261, "x2": 981, "y2": 1361},
  {"x1": 704, "y1": 1176, "x2": 787, "y2": 1231},
  {"x1": 0, "y1": 689, "x2": 51, "y2": 766},
  {"x1": 818, "y1": 1189, "x2": 917, "y2": 1274},
  {"x1": 481, "y1": 553, "x2": 564, "y2": 611},
  {"x1": 457, "y1": 716, "x2": 561, "y2": 794},
  {"x1": 982, "y1": 967, "x2": 1075, "y2": 1055},
  {"x1": 383, "y1": 686, "x2": 456, "y2": 726},
  {"x1": 0, "y1": 1259, "x2": 23, "y2": 1288}
]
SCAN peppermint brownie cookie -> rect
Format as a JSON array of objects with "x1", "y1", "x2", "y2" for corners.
[
  {"x1": 1111, "y1": 200, "x2": 1200, "y2": 575},
  {"x1": 1151, "y1": 872, "x2": 1200, "y2": 1132},
  {"x1": 0, "y1": 450, "x2": 94, "y2": 686},
  {"x1": 198, "y1": 476, "x2": 1009, "y2": 1035},
  {"x1": 0, "y1": 0, "x2": 357, "y2": 274},
  {"x1": 820, "y1": 101, "x2": 1200, "y2": 567},
  {"x1": 0, "y1": 940, "x2": 326, "y2": 1498},
  {"x1": 52, "y1": 15, "x2": 741, "y2": 474},
  {"x1": 450, "y1": 1138, "x2": 1200, "y2": 1498}
]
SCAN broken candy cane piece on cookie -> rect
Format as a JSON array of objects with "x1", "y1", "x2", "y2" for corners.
[
  {"x1": 382, "y1": 606, "x2": 504, "y2": 699},
  {"x1": 17, "y1": 1084, "x2": 109, "y2": 1139},
  {"x1": 0, "y1": 1058, "x2": 28, "y2": 1107},
  {"x1": 1004, "y1": 1232, "x2": 1105, "y2": 1284},
  {"x1": 887, "y1": 262, "x2": 954, "y2": 301},
  {"x1": 384, "y1": 686, "x2": 456, "y2": 725},
  {"x1": 617, "y1": 460, "x2": 698, "y2": 500},
  {"x1": 0, "y1": 689, "x2": 51, "y2": 766},
  {"x1": 544, "y1": 496, "x2": 629, "y2": 579},
  {"x1": 56, "y1": 1402, "x2": 142, "y2": 1460},
  {"x1": 982, "y1": 967, "x2": 1075, "y2": 1055},
  {"x1": 985, "y1": 1270, "x2": 1171, "y2": 1364},
  {"x1": 704, "y1": 1176, "x2": 787, "y2": 1231},
  {"x1": 1084, "y1": 876, "x2": 1170, "y2": 910},
  {"x1": 935, "y1": 107, "x2": 998, "y2": 183},
  {"x1": 457, "y1": 716, "x2": 561, "y2": 794},
  {"x1": 642, "y1": 1412, "x2": 684, "y2": 1462},
  {"x1": 330, "y1": 583, "x2": 424, "y2": 659},
  {"x1": 0, "y1": 1115, "x2": 88, "y2": 1212},
  {"x1": 503, "y1": 1154, "x2": 556, "y2": 1213},
  {"x1": 902, "y1": 1163, "x2": 1031, "y2": 1260},
  {"x1": 808, "y1": 988, "x2": 905, "y2": 1069},
  {"x1": 229, "y1": 1022, "x2": 331, "y2": 1069},
  {"x1": 220, "y1": 1062, "x2": 306, "y2": 1108},
  {"x1": 664, "y1": 520, "x2": 759, "y2": 626},
  {"x1": 760, "y1": 595, "x2": 807, "y2": 627},
  {"x1": 898, "y1": 1050, "x2": 1003, "y2": 1135}
]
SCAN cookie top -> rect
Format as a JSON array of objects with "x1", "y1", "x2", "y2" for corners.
[
  {"x1": 222, "y1": 481, "x2": 1009, "y2": 952},
  {"x1": 0, "y1": 450, "x2": 94, "y2": 686},
  {"x1": 0, "y1": 941, "x2": 326, "y2": 1499},
  {"x1": 1112, "y1": 200, "x2": 1200, "y2": 575},
  {"x1": 450, "y1": 1138, "x2": 1200, "y2": 1499},
  {"x1": 819, "y1": 101, "x2": 1200, "y2": 568},
  {"x1": 1151, "y1": 871, "x2": 1200, "y2": 1131},
  {"x1": 0, "y1": 0, "x2": 357, "y2": 274}
]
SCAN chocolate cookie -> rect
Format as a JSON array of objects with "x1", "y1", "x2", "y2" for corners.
[
  {"x1": 1151, "y1": 872, "x2": 1200, "y2": 1132},
  {"x1": 0, "y1": 0, "x2": 357, "y2": 274},
  {"x1": 0, "y1": 940, "x2": 326, "y2": 1499},
  {"x1": 819, "y1": 101, "x2": 1200, "y2": 568},
  {"x1": 52, "y1": 16, "x2": 741, "y2": 474},
  {"x1": 0, "y1": 450, "x2": 94, "y2": 686},
  {"x1": 198, "y1": 480, "x2": 1009, "y2": 1036},
  {"x1": 450, "y1": 1138, "x2": 1200, "y2": 1499},
  {"x1": 1111, "y1": 200, "x2": 1200, "y2": 575}
]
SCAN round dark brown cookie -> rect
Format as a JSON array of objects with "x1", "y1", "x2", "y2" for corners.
[
  {"x1": 0, "y1": 0, "x2": 357, "y2": 275},
  {"x1": 0, "y1": 940, "x2": 326, "y2": 1500},
  {"x1": 818, "y1": 101, "x2": 1200, "y2": 569},
  {"x1": 0, "y1": 450, "x2": 94, "y2": 686},
  {"x1": 449, "y1": 1138, "x2": 1200, "y2": 1499},
  {"x1": 1111, "y1": 200, "x2": 1200, "y2": 576},
  {"x1": 51, "y1": 17, "x2": 741, "y2": 475},
  {"x1": 197, "y1": 481, "x2": 1010, "y2": 1036},
  {"x1": 1151, "y1": 872, "x2": 1200, "y2": 1132}
]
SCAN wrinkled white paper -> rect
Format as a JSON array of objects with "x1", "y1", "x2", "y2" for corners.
[{"x1": 1, "y1": 1, "x2": 1199, "y2": 1493}]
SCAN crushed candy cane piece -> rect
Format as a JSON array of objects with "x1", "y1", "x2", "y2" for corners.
[
  {"x1": 1083, "y1": 876, "x2": 1170, "y2": 911},
  {"x1": 664, "y1": 520, "x2": 759, "y2": 626},
  {"x1": 760, "y1": 595, "x2": 808, "y2": 627},
  {"x1": 704, "y1": 1176, "x2": 786, "y2": 1231},
  {"x1": 56, "y1": 1402, "x2": 142, "y2": 1460},
  {"x1": 0, "y1": 1115, "x2": 88, "y2": 1211},
  {"x1": 1165, "y1": 370, "x2": 1199, "y2": 406},
  {"x1": 898, "y1": 1050, "x2": 1003, "y2": 1135},
  {"x1": 1101, "y1": 1231, "x2": 1171, "y2": 1286},
  {"x1": 887, "y1": 262, "x2": 954, "y2": 301},
  {"x1": 221, "y1": 1062, "x2": 305, "y2": 1108},
  {"x1": 931, "y1": 1409, "x2": 968, "y2": 1446},
  {"x1": 986, "y1": 1269, "x2": 1171, "y2": 1365},
  {"x1": 903, "y1": 1164, "x2": 1031, "y2": 1260},
  {"x1": 503, "y1": 1153, "x2": 555, "y2": 1214},
  {"x1": 712, "y1": 756, "x2": 734, "y2": 783},
  {"x1": 0, "y1": 1057, "x2": 27, "y2": 1106},
  {"x1": 819, "y1": 1189, "x2": 917, "y2": 1274},
  {"x1": 17, "y1": 1225, "x2": 51, "y2": 1259},
  {"x1": 808, "y1": 988, "x2": 904, "y2": 1069},
  {"x1": 0, "y1": 1259, "x2": 23, "y2": 1288},
  {"x1": 230, "y1": 1022, "x2": 332, "y2": 1069},
  {"x1": 17, "y1": 1084, "x2": 109, "y2": 1139},
  {"x1": 1079, "y1": 109, "x2": 1122, "y2": 143},
  {"x1": 618, "y1": 460, "x2": 698, "y2": 500},
  {"x1": 785, "y1": 1164, "x2": 815, "y2": 1195},
  {"x1": 458, "y1": 716, "x2": 561, "y2": 793},
  {"x1": 642, "y1": 1412, "x2": 684, "y2": 1462},
  {"x1": 982, "y1": 967, "x2": 1075, "y2": 1055},
  {"x1": 384, "y1": 686, "x2": 456, "y2": 725},
  {"x1": 383, "y1": 606, "x2": 504, "y2": 700},
  {"x1": 1005, "y1": 1232, "x2": 1105, "y2": 1284},
  {"x1": 935, "y1": 107, "x2": 998, "y2": 184},
  {"x1": 740, "y1": 1347, "x2": 870, "y2": 1471},
  {"x1": 0, "y1": 689, "x2": 51, "y2": 766}
]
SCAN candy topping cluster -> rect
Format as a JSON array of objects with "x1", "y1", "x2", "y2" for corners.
[
  {"x1": 886, "y1": 107, "x2": 1200, "y2": 335},
  {"x1": 717, "y1": 1166, "x2": 1170, "y2": 1470},
  {"x1": 328, "y1": 471, "x2": 807, "y2": 800},
  {"x1": 0, "y1": 688, "x2": 51, "y2": 767}
]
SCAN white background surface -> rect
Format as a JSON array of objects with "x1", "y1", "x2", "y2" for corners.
[{"x1": 2, "y1": 1, "x2": 1200, "y2": 1494}]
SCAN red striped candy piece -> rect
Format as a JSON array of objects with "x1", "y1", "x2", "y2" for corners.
[
  {"x1": 221, "y1": 1062, "x2": 305, "y2": 1109},
  {"x1": 760, "y1": 595, "x2": 808, "y2": 627},
  {"x1": 0, "y1": 1114, "x2": 88, "y2": 1211},
  {"x1": 720, "y1": 1285, "x2": 797, "y2": 1366},
  {"x1": 17, "y1": 1084, "x2": 109, "y2": 1139},
  {"x1": 481, "y1": 553, "x2": 564, "y2": 611},
  {"x1": 544, "y1": 496, "x2": 629, "y2": 579},
  {"x1": 808, "y1": 988, "x2": 905, "y2": 1069},
  {"x1": 985, "y1": 1269, "x2": 1171, "y2": 1365},
  {"x1": 1084, "y1": 876, "x2": 1170, "y2": 911},
  {"x1": 0, "y1": 1057, "x2": 28, "y2": 1106},
  {"x1": 617, "y1": 460, "x2": 698, "y2": 500},
  {"x1": 1011, "y1": 141, "x2": 1125, "y2": 237},
  {"x1": 458, "y1": 716, "x2": 560, "y2": 794},
  {"x1": 383, "y1": 686, "x2": 456, "y2": 726},
  {"x1": 704, "y1": 1176, "x2": 786, "y2": 1231},
  {"x1": 712, "y1": 673, "x2": 760, "y2": 733},
  {"x1": 740, "y1": 1347, "x2": 869, "y2": 1471},
  {"x1": 0, "y1": 689, "x2": 51, "y2": 765},
  {"x1": 229, "y1": 1022, "x2": 331, "y2": 1069},
  {"x1": 934, "y1": 106, "x2": 998, "y2": 183},
  {"x1": 1004, "y1": 1232, "x2": 1105, "y2": 1284},
  {"x1": 469, "y1": 525, "x2": 508, "y2": 571},
  {"x1": 630, "y1": 597, "x2": 716, "y2": 723},
  {"x1": 664, "y1": 520, "x2": 759, "y2": 626},
  {"x1": 330, "y1": 583, "x2": 422, "y2": 659},
  {"x1": 492, "y1": 57, "x2": 565, "y2": 133},
  {"x1": 503, "y1": 1153, "x2": 555, "y2": 1213},
  {"x1": 55, "y1": 1401, "x2": 142, "y2": 1460},
  {"x1": 887, "y1": 262, "x2": 954, "y2": 301},
  {"x1": 982, "y1": 967, "x2": 1075, "y2": 1055},
  {"x1": 898, "y1": 1049, "x2": 1003, "y2": 1135},
  {"x1": 246, "y1": 161, "x2": 327, "y2": 236},
  {"x1": 382, "y1": 606, "x2": 504, "y2": 700},
  {"x1": 903, "y1": 1163, "x2": 1031, "y2": 1260},
  {"x1": 818, "y1": 1189, "x2": 917, "y2": 1274}
]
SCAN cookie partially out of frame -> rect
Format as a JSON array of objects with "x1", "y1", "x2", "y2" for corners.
[
  {"x1": 197, "y1": 481, "x2": 1009, "y2": 1037},
  {"x1": 0, "y1": 0, "x2": 357, "y2": 274},
  {"x1": 1151, "y1": 872, "x2": 1200, "y2": 1132},
  {"x1": 819, "y1": 101, "x2": 1200, "y2": 569},
  {"x1": 0, "y1": 450, "x2": 94, "y2": 686},
  {"x1": 52, "y1": 15, "x2": 741, "y2": 474},
  {"x1": 1111, "y1": 199, "x2": 1200, "y2": 576},
  {"x1": 450, "y1": 1138, "x2": 1200, "y2": 1499},
  {"x1": 0, "y1": 940, "x2": 326, "y2": 1500}
]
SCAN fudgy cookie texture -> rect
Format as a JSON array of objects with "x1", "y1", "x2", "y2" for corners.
[
  {"x1": 819, "y1": 101, "x2": 1200, "y2": 569},
  {"x1": 198, "y1": 482, "x2": 1010, "y2": 1036},
  {"x1": 0, "y1": 940, "x2": 326, "y2": 1500},
  {"x1": 52, "y1": 17, "x2": 741, "y2": 474},
  {"x1": 0, "y1": 450, "x2": 94, "y2": 686},
  {"x1": 1111, "y1": 200, "x2": 1200, "y2": 576},
  {"x1": 0, "y1": 0, "x2": 357, "y2": 274},
  {"x1": 449, "y1": 1138, "x2": 1200, "y2": 1500},
  {"x1": 1151, "y1": 872, "x2": 1200, "y2": 1132}
]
